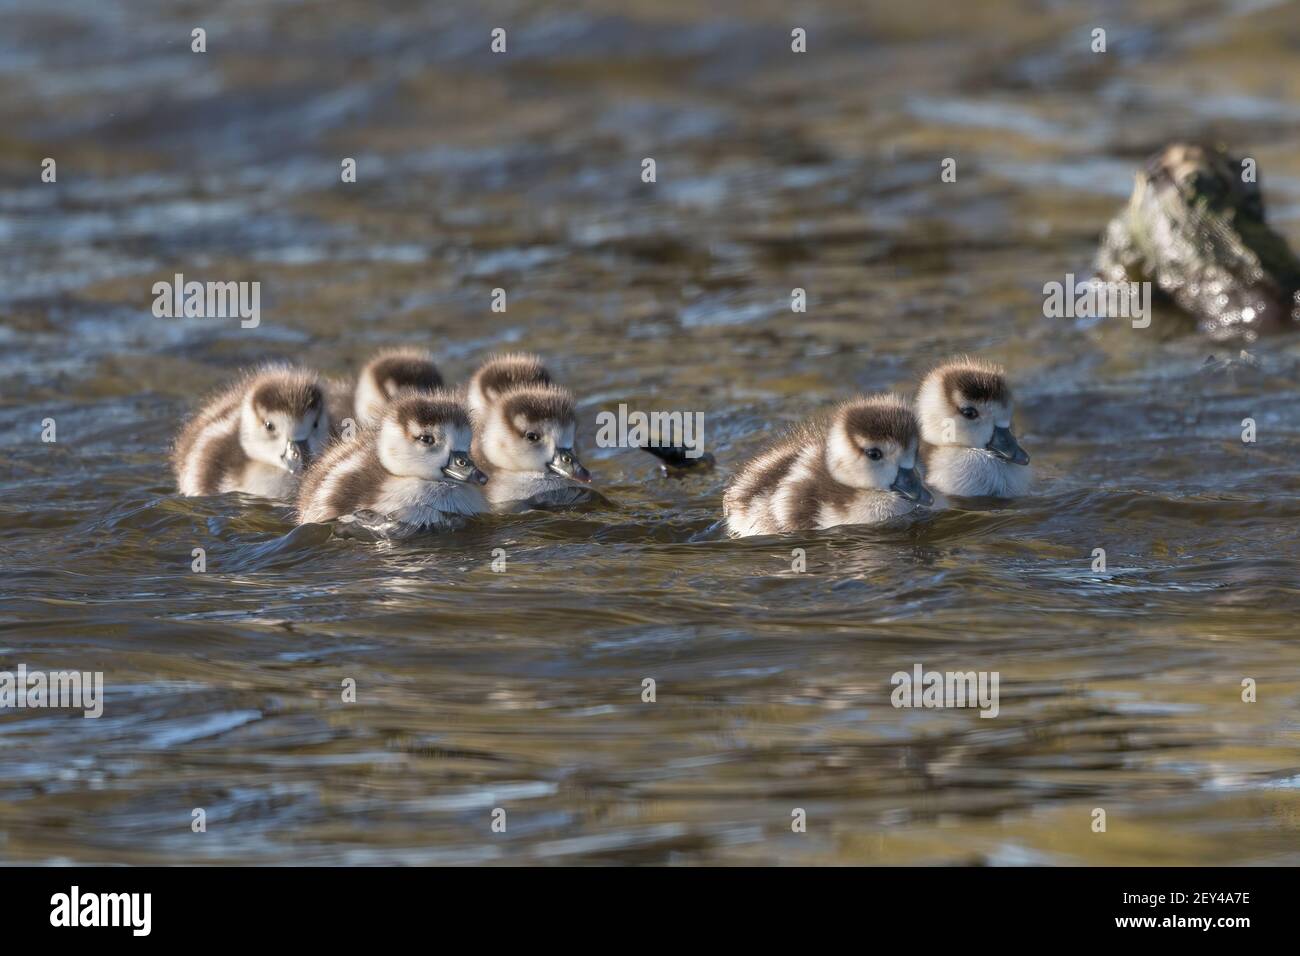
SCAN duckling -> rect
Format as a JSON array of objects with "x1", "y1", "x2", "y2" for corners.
[
  {"x1": 296, "y1": 391, "x2": 487, "y2": 527},
  {"x1": 915, "y1": 357, "x2": 1031, "y2": 499},
  {"x1": 353, "y1": 347, "x2": 444, "y2": 428},
  {"x1": 323, "y1": 375, "x2": 358, "y2": 438},
  {"x1": 173, "y1": 365, "x2": 330, "y2": 499},
  {"x1": 465, "y1": 352, "x2": 553, "y2": 423},
  {"x1": 473, "y1": 383, "x2": 593, "y2": 508},
  {"x1": 723, "y1": 394, "x2": 932, "y2": 538}
]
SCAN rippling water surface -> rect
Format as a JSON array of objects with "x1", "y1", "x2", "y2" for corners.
[{"x1": 2, "y1": 0, "x2": 1299, "y2": 864}]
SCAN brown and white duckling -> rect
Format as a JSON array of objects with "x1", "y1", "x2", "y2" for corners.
[
  {"x1": 915, "y1": 357, "x2": 1031, "y2": 500},
  {"x1": 473, "y1": 383, "x2": 593, "y2": 508},
  {"x1": 173, "y1": 365, "x2": 330, "y2": 499},
  {"x1": 353, "y1": 347, "x2": 444, "y2": 428},
  {"x1": 296, "y1": 391, "x2": 487, "y2": 527},
  {"x1": 723, "y1": 394, "x2": 932, "y2": 538},
  {"x1": 465, "y1": 352, "x2": 553, "y2": 423}
]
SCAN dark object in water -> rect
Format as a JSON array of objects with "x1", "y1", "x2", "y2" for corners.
[
  {"x1": 1095, "y1": 143, "x2": 1300, "y2": 341},
  {"x1": 639, "y1": 443, "x2": 716, "y2": 476}
]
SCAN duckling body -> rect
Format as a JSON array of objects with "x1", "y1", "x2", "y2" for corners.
[
  {"x1": 915, "y1": 357, "x2": 1031, "y2": 500},
  {"x1": 173, "y1": 365, "x2": 330, "y2": 499},
  {"x1": 470, "y1": 379, "x2": 593, "y2": 509},
  {"x1": 297, "y1": 392, "x2": 487, "y2": 527},
  {"x1": 484, "y1": 469, "x2": 585, "y2": 507},
  {"x1": 723, "y1": 395, "x2": 931, "y2": 538},
  {"x1": 323, "y1": 376, "x2": 358, "y2": 438},
  {"x1": 921, "y1": 446, "x2": 1031, "y2": 500}
]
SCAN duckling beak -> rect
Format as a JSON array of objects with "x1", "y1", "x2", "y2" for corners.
[
  {"x1": 548, "y1": 448, "x2": 591, "y2": 483},
  {"x1": 986, "y1": 426, "x2": 1030, "y2": 465},
  {"x1": 891, "y1": 466, "x2": 933, "y2": 506},
  {"x1": 283, "y1": 439, "x2": 312, "y2": 475},
  {"x1": 443, "y1": 452, "x2": 488, "y2": 485}
]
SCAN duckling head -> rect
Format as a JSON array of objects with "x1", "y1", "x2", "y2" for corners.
[
  {"x1": 467, "y1": 352, "x2": 553, "y2": 422},
  {"x1": 376, "y1": 392, "x2": 486, "y2": 485},
  {"x1": 355, "y1": 347, "x2": 443, "y2": 427},
  {"x1": 917, "y1": 357, "x2": 1029, "y2": 465},
  {"x1": 238, "y1": 366, "x2": 331, "y2": 475},
  {"x1": 825, "y1": 394, "x2": 932, "y2": 505},
  {"x1": 478, "y1": 384, "x2": 591, "y2": 482}
]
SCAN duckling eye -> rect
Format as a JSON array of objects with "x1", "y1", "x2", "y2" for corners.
[
  {"x1": 524, "y1": 431, "x2": 540, "y2": 443},
  {"x1": 960, "y1": 406, "x2": 979, "y2": 420},
  {"x1": 865, "y1": 447, "x2": 883, "y2": 461}
]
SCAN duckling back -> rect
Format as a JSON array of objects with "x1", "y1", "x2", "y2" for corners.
[
  {"x1": 723, "y1": 437, "x2": 806, "y2": 537},
  {"x1": 296, "y1": 437, "x2": 383, "y2": 524}
]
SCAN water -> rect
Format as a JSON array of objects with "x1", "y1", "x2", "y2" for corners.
[{"x1": 2, "y1": 0, "x2": 1299, "y2": 865}]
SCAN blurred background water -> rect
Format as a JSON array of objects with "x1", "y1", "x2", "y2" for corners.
[{"x1": 1, "y1": 0, "x2": 1298, "y2": 864}]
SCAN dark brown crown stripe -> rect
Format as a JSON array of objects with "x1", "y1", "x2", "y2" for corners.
[
  {"x1": 940, "y1": 368, "x2": 1009, "y2": 406},
  {"x1": 841, "y1": 402, "x2": 920, "y2": 447},
  {"x1": 479, "y1": 358, "x2": 553, "y2": 399},
  {"x1": 500, "y1": 387, "x2": 576, "y2": 428},
  {"x1": 251, "y1": 378, "x2": 322, "y2": 417},
  {"x1": 373, "y1": 356, "x2": 443, "y2": 396},
  {"x1": 392, "y1": 394, "x2": 472, "y2": 432}
]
